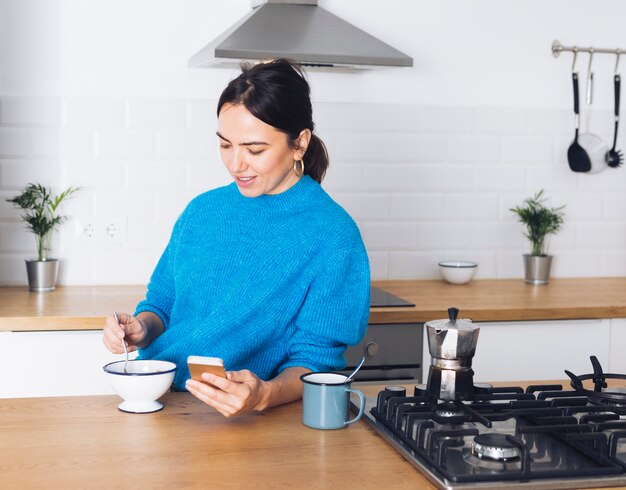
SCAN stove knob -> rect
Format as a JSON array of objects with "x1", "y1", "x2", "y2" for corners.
[
  {"x1": 414, "y1": 384, "x2": 427, "y2": 397},
  {"x1": 365, "y1": 342, "x2": 379, "y2": 357}
]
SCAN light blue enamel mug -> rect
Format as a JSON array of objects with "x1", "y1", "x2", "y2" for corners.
[{"x1": 300, "y1": 372, "x2": 366, "y2": 430}]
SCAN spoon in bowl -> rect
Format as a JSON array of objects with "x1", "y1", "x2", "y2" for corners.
[
  {"x1": 114, "y1": 312, "x2": 129, "y2": 373},
  {"x1": 345, "y1": 356, "x2": 366, "y2": 383}
]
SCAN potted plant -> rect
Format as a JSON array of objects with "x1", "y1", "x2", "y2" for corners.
[
  {"x1": 7, "y1": 183, "x2": 79, "y2": 291},
  {"x1": 510, "y1": 190, "x2": 565, "y2": 285}
]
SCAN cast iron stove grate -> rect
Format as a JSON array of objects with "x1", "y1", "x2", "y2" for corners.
[{"x1": 354, "y1": 357, "x2": 626, "y2": 489}]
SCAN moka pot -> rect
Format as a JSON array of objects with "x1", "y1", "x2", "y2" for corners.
[{"x1": 425, "y1": 307, "x2": 480, "y2": 401}]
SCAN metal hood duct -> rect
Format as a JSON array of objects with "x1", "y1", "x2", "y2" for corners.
[{"x1": 188, "y1": 0, "x2": 413, "y2": 70}]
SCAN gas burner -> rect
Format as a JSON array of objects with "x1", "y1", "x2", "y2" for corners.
[
  {"x1": 471, "y1": 433, "x2": 521, "y2": 461},
  {"x1": 566, "y1": 356, "x2": 626, "y2": 409},
  {"x1": 435, "y1": 402, "x2": 464, "y2": 418}
]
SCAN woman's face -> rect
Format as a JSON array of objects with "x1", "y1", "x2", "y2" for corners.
[{"x1": 217, "y1": 103, "x2": 309, "y2": 198}]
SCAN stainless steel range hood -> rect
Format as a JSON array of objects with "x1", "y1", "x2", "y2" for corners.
[{"x1": 188, "y1": 0, "x2": 413, "y2": 70}]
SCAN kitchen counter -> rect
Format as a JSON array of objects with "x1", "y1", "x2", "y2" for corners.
[
  {"x1": 2, "y1": 382, "x2": 623, "y2": 490},
  {"x1": 1, "y1": 278, "x2": 626, "y2": 331}
]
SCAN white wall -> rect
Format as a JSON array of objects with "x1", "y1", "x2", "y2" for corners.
[{"x1": 1, "y1": 0, "x2": 625, "y2": 285}]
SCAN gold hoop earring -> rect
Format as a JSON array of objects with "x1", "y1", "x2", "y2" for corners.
[{"x1": 293, "y1": 159, "x2": 305, "y2": 177}]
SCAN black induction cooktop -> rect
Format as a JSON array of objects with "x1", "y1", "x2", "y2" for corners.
[{"x1": 370, "y1": 286, "x2": 415, "y2": 308}]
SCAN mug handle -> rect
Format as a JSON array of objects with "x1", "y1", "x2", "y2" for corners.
[{"x1": 344, "y1": 388, "x2": 366, "y2": 426}]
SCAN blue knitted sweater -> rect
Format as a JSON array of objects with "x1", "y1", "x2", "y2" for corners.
[{"x1": 135, "y1": 176, "x2": 370, "y2": 390}]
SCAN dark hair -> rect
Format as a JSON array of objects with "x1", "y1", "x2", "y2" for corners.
[{"x1": 217, "y1": 58, "x2": 329, "y2": 183}]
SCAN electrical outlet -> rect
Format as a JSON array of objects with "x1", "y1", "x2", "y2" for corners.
[{"x1": 76, "y1": 218, "x2": 126, "y2": 244}]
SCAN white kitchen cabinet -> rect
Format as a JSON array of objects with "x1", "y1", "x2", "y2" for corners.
[
  {"x1": 422, "y1": 319, "x2": 611, "y2": 384},
  {"x1": 0, "y1": 330, "x2": 136, "y2": 398},
  {"x1": 609, "y1": 318, "x2": 626, "y2": 373}
]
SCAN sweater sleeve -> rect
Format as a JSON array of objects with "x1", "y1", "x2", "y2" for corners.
[
  {"x1": 278, "y1": 242, "x2": 370, "y2": 373},
  {"x1": 134, "y1": 214, "x2": 185, "y2": 330}
]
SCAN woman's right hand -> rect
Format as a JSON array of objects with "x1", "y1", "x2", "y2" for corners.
[{"x1": 102, "y1": 312, "x2": 148, "y2": 354}]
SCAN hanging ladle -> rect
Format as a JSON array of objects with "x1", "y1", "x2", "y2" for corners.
[{"x1": 345, "y1": 356, "x2": 365, "y2": 383}]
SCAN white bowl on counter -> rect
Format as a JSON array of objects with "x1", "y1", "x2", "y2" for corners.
[
  {"x1": 438, "y1": 261, "x2": 478, "y2": 285},
  {"x1": 103, "y1": 359, "x2": 176, "y2": 413}
]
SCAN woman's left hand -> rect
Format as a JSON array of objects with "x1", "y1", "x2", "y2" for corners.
[{"x1": 185, "y1": 369, "x2": 269, "y2": 417}]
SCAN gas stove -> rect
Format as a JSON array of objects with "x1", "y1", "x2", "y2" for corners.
[{"x1": 353, "y1": 357, "x2": 626, "y2": 489}]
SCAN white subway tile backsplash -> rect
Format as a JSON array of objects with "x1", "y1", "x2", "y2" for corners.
[
  {"x1": 551, "y1": 251, "x2": 601, "y2": 277},
  {"x1": 60, "y1": 129, "x2": 95, "y2": 158},
  {"x1": 1, "y1": 97, "x2": 61, "y2": 126},
  {"x1": 189, "y1": 99, "x2": 218, "y2": 130},
  {"x1": 155, "y1": 191, "x2": 197, "y2": 221},
  {"x1": 388, "y1": 251, "x2": 442, "y2": 279},
  {"x1": 0, "y1": 159, "x2": 62, "y2": 188},
  {"x1": 473, "y1": 165, "x2": 526, "y2": 191},
  {"x1": 417, "y1": 165, "x2": 474, "y2": 191},
  {"x1": 548, "y1": 222, "x2": 578, "y2": 251},
  {"x1": 314, "y1": 102, "x2": 367, "y2": 132},
  {"x1": 92, "y1": 252, "x2": 157, "y2": 285},
  {"x1": 444, "y1": 194, "x2": 499, "y2": 220},
  {"x1": 577, "y1": 222, "x2": 625, "y2": 249},
  {"x1": 361, "y1": 222, "x2": 416, "y2": 250},
  {"x1": 0, "y1": 98, "x2": 623, "y2": 285},
  {"x1": 95, "y1": 190, "x2": 156, "y2": 220},
  {"x1": 417, "y1": 222, "x2": 472, "y2": 250},
  {"x1": 389, "y1": 134, "x2": 446, "y2": 162},
  {"x1": 29, "y1": 128, "x2": 60, "y2": 157},
  {"x1": 526, "y1": 164, "x2": 578, "y2": 192},
  {"x1": 552, "y1": 193, "x2": 603, "y2": 220},
  {"x1": 422, "y1": 106, "x2": 474, "y2": 134},
  {"x1": 0, "y1": 128, "x2": 28, "y2": 157},
  {"x1": 496, "y1": 250, "x2": 525, "y2": 279},
  {"x1": 604, "y1": 194, "x2": 626, "y2": 220},
  {"x1": 529, "y1": 109, "x2": 572, "y2": 136},
  {"x1": 56, "y1": 254, "x2": 93, "y2": 285},
  {"x1": 333, "y1": 133, "x2": 393, "y2": 162},
  {"x1": 364, "y1": 104, "x2": 421, "y2": 132},
  {"x1": 363, "y1": 164, "x2": 418, "y2": 191},
  {"x1": 64, "y1": 98, "x2": 126, "y2": 128},
  {"x1": 389, "y1": 193, "x2": 444, "y2": 220},
  {"x1": 471, "y1": 222, "x2": 527, "y2": 250},
  {"x1": 0, "y1": 254, "x2": 30, "y2": 286},
  {"x1": 187, "y1": 160, "x2": 231, "y2": 192},
  {"x1": 475, "y1": 107, "x2": 529, "y2": 134},
  {"x1": 0, "y1": 222, "x2": 34, "y2": 252},
  {"x1": 127, "y1": 162, "x2": 187, "y2": 190},
  {"x1": 332, "y1": 193, "x2": 389, "y2": 220},
  {"x1": 501, "y1": 136, "x2": 553, "y2": 164},
  {"x1": 322, "y1": 163, "x2": 363, "y2": 192},
  {"x1": 126, "y1": 220, "x2": 171, "y2": 252},
  {"x1": 601, "y1": 250, "x2": 626, "y2": 276},
  {"x1": 97, "y1": 129, "x2": 156, "y2": 159},
  {"x1": 63, "y1": 159, "x2": 124, "y2": 190},
  {"x1": 158, "y1": 129, "x2": 213, "y2": 160},
  {"x1": 447, "y1": 135, "x2": 499, "y2": 163},
  {"x1": 128, "y1": 99, "x2": 187, "y2": 129},
  {"x1": 367, "y1": 251, "x2": 388, "y2": 280},
  {"x1": 578, "y1": 168, "x2": 626, "y2": 192}
]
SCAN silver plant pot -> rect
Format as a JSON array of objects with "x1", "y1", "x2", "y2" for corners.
[
  {"x1": 25, "y1": 259, "x2": 59, "y2": 292},
  {"x1": 523, "y1": 254, "x2": 552, "y2": 285}
]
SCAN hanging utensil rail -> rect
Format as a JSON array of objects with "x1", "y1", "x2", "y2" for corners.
[{"x1": 552, "y1": 40, "x2": 623, "y2": 58}]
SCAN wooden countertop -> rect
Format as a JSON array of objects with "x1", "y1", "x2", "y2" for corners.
[
  {"x1": 2, "y1": 382, "x2": 624, "y2": 489},
  {"x1": 2, "y1": 277, "x2": 626, "y2": 331},
  {"x1": 0, "y1": 386, "x2": 432, "y2": 490}
]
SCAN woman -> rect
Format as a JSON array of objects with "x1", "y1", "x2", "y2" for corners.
[{"x1": 103, "y1": 59, "x2": 370, "y2": 417}]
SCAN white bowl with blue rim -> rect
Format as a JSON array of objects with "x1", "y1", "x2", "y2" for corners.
[
  {"x1": 438, "y1": 261, "x2": 478, "y2": 285},
  {"x1": 103, "y1": 360, "x2": 176, "y2": 413}
]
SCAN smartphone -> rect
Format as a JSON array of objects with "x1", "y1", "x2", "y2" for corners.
[{"x1": 187, "y1": 355, "x2": 226, "y2": 382}]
